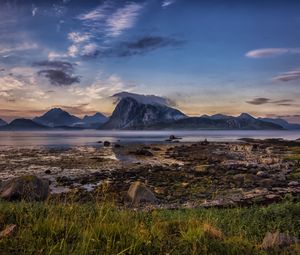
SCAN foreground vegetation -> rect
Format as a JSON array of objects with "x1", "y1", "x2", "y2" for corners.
[{"x1": 0, "y1": 201, "x2": 299, "y2": 255}]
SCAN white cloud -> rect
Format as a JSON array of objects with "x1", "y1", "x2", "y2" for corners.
[
  {"x1": 32, "y1": 5, "x2": 38, "y2": 17},
  {"x1": 68, "y1": 45, "x2": 79, "y2": 57},
  {"x1": 82, "y1": 43, "x2": 98, "y2": 56},
  {"x1": 69, "y1": 74, "x2": 135, "y2": 100},
  {"x1": 78, "y1": 3, "x2": 110, "y2": 21},
  {"x1": 68, "y1": 32, "x2": 90, "y2": 43},
  {"x1": 0, "y1": 42, "x2": 38, "y2": 56},
  {"x1": 162, "y1": 0, "x2": 176, "y2": 8},
  {"x1": 106, "y1": 3, "x2": 143, "y2": 37},
  {"x1": 246, "y1": 48, "x2": 300, "y2": 58},
  {"x1": 0, "y1": 67, "x2": 49, "y2": 102},
  {"x1": 273, "y1": 68, "x2": 300, "y2": 82}
]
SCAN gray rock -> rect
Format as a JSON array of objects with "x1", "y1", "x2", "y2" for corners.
[
  {"x1": 0, "y1": 175, "x2": 49, "y2": 201},
  {"x1": 256, "y1": 171, "x2": 269, "y2": 178},
  {"x1": 288, "y1": 181, "x2": 299, "y2": 187},
  {"x1": 261, "y1": 232, "x2": 299, "y2": 249},
  {"x1": 127, "y1": 181, "x2": 157, "y2": 205}
]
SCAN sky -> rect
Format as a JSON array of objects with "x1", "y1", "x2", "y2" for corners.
[{"x1": 0, "y1": 0, "x2": 300, "y2": 123}]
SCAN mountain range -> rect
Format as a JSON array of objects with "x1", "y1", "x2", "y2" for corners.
[{"x1": 0, "y1": 92, "x2": 299, "y2": 130}]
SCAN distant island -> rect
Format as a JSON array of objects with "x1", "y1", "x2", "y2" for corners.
[{"x1": 1, "y1": 92, "x2": 300, "y2": 131}]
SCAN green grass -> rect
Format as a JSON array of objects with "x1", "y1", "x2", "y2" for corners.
[{"x1": 0, "y1": 201, "x2": 299, "y2": 255}]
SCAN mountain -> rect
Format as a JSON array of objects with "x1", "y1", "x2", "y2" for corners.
[
  {"x1": 34, "y1": 108, "x2": 81, "y2": 127},
  {"x1": 101, "y1": 96, "x2": 186, "y2": 129},
  {"x1": 81, "y1": 113, "x2": 108, "y2": 128},
  {"x1": 152, "y1": 114, "x2": 283, "y2": 130},
  {"x1": 0, "y1": 119, "x2": 48, "y2": 130},
  {"x1": 259, "y1": 117, "x2": 300, "y2": 130},
  {"x1": 0, "y1": 118, "x2": 7, "y2": 126}
]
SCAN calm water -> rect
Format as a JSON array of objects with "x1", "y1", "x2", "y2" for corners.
[{"x1": 0, "y1": 130, "x2": 299, "y2": 148}]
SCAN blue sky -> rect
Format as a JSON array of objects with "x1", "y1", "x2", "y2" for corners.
[{"x1": 0, "y1": 0, "x2": 300, "y2": 123}]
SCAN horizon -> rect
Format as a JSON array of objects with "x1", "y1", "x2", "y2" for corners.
[{"x1": 1, "y1": 0, "x2": 300, "y2": 123}]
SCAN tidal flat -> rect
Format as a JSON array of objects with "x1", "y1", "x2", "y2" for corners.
[{"x1": 0, "y1": 139, "x2": 300, "y2": 208}]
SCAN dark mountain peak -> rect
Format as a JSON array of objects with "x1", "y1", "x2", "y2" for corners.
[
  {"x1": 210, "y1": 114, "x2": 233, "y2": 120},
  {"x1": 34, "y1": 108, "x2": 81, "y2": 127},
  {"x1": 0, "y1": 118, "x2": 7, "y2": 126},
  {"x1": 0, "y1": 118, "x2": 48, "y2": 130},
  {"x1": 82, "y1": 112, "x2": 108, "y2": 127},
  {"x1": 238, "y1": 113, "x2": 255, "y2": 120},
  {"x1": 102, "y1": 95, "x2": 186, "y2": 129}
]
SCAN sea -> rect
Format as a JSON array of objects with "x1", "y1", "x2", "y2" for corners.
[{"x1": 0, "y1": 130, "x2": 299, "y2": 148}]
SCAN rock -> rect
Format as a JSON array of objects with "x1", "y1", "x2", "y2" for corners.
[
  {"x1": 201, "y1": 139, "x2": 209, "y2": 145},
  {"x1": 261, "y1": 232, "x2": 299, "y2": 249},
  {"x1": 169, "y1": 135, "x2": 181, "y2": 140},
  {"x1": 288, "y1": 181, "x2": 299, "y2": 187},
  {"x1": 0, "y1": 224, "x2": 17, "y2": 239},
  {"x1": 256, "y1": 171, "x2": 269, "y2": 178},
  {"x1": 134, "y1": 149, "x2": 153, "y2": 157},
  {"x1": 44, "y1": 169, "x2": 51, "y2": 175},
  {"x1": 127, "y1": 181, "x2": 157, "y2": 204},
  {"x1": 0, "y1": 175, "x2": 49, "y2": 201},
  {"x1": 103, "y1": 141, "x2": 111, "y2": 147},
  {"x1": 114, "y1": 143, "x2": 121, "y2": 148},
  {"x1": 97, "y1": 141, "x2": 102, "y2": 143}
]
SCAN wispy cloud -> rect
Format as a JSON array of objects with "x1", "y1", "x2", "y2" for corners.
[
  {"x1": 106, "y1": 3, "x2": 144, "y2": 37},
  {"x1": 247, "y1": 97, "x2": 294, "y2": 106},
  {"x1": 69, "y1": 74, "x2": 135, "y2": 101},
  {"x1": 162, "y1": 0, "x2": 176, "y2": 8},
  {"x1": 273, "y1": 68, "x2": 300, "y2": 82},
  {"x1": 246, "y1": 97, "x2": 270, "y2": 105},
  {"x1": 245, "y1": 48, "x2": 300, "y2": 58},
  {"x1": 0, "y1": 42, "x2": 38, "y2": 56},
  {"x1": 68, "y1": 32, "x2": 90, "y2": 44},
  {"x1": 80, "y1": 35, "x2": 184, "y2": 58}
]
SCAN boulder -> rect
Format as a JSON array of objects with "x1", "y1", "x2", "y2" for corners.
[
  {"x1": 134, "y1": 149, "x2": 153, "y2": 157},
  {"x1": 103, "y1": 141, "x2": 111, "y2": 147},
  {"x1": 261, "y1": 232, "x2": 299, "y2": 249},
  {"x1": 127, "y1": 181, "x2": 157, "y2": 205},
  {"x1": 0, "y1": 175, "x2": 49, "y2": 201},
  {"x1": 288, "y1": 181, "x2": 299, "y2": 187},
  {"x1": 256, "y1": 171, "x2": 269, "y2": 178}
]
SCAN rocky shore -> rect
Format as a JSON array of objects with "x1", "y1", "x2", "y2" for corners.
[{"x1": 0, "y1": 138, "x2": 300, "y2": 208}]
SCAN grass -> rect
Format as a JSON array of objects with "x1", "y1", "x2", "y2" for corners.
[{"x1": 0, "y1": 201, "x2": 299, "y2": 255}]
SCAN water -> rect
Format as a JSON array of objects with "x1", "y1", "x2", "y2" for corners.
[{"x1": 0, "y1": 130, "x2": 299, "y2": 148}]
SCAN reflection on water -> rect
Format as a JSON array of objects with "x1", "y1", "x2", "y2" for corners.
[{"x1": 0, "y1": 130, "x2": 299, "y2": 147}]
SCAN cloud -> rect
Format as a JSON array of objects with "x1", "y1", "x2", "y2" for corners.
[
  {"x1": 80, "y1": 35, "x2": 184, "y2": 58},
  {"x1": 78, "y1": 3, "x2": 110, "y2": 21},
  {"x1": 33, "y1": 60, "x2": 75, "y2": 72},
  {"x1": 246, "y1": 97, "x2": 270, "y2": 105},
  {"x1": 38, "y1": 70, "x2": 80, "y2": 86},
  {"x1": 0, "y1": 42, "x2": 38, "y2": 56},
  {"x1": 106, "y1": 3, "x2": 144, "y2": 37},
  {"x1": 116, "y1": 36, "x2": 184, "y2": 56},
  {"x1": 69, "y1": 74, "x2": 135, "y2": 101},
  {"x1": 112, "y1": 91, "x2": 175, "y2": 106},
  {"x1": 77, "y1": 1, "x2": 143, "y2": 38},
  {"x1": 162, "y1": 0, "x2": 176, "y2": 8},
  {"x1": 273, "y1": 68, "x2": 300, "y2": 82},
  {"x1": 247, "y1": 97, "x2": 294, "y2": 106},
  {"x1": 246, "y1": 48, "x2": 300, "y2": 58},
  {"x1": 0, "y1": 67, "x2": 49, "y2": 102},
  {"x1": 68, "y1": 32, "x2": 90, "y2": 44}
]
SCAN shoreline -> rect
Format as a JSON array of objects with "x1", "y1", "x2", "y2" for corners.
[{"x1": 1, "y1": 138, "x2": 299, "y2": 209}]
